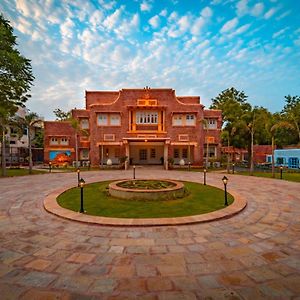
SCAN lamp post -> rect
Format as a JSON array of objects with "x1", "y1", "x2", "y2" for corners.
[
  {"x1": 232, "y1": 163, "x2": 235, "y2": 174},
  {"x1": 77, "y1": 168, "x2": 80, "y2": 187},
  {"x1": 280, "y1": 166, "x2": 283, "y2": 180},
  {"x1": 133, "y1": 165, "x2": 136, "y2": 179},
  {"x1": 222, "y1": 176, "x2": 228, "y2": 206},
  {"x1": 79, "y1": 178, "x2": 85, "y2": 213},
  {"x1": 49, "y1": 161, "x2": 52, "y2": 173},
  {"x1": 203, "y1": 168, "x2": 207, "y2": 185}
]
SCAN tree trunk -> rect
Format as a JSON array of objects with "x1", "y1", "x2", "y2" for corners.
[
  {"x1": 75, "y1": 133, "x2": 78, "y2": 167},
  {"x1": 227, "y1": 138, "x2": 230, "y2": 174},
  {"x1": 250, "y1": 130, "x2": 254, "y2": 176},
  {"x1": 271, "y1": 136, "x2": 275, "y2": 178},
  {"x1": 1, "y1": 128, "x2": 7, "y2": 176},
  {"x1": 206, "y1": 141, "x2": 209, "y2": 168},
  {"x1": 28, "y1": 126, "x2": 33, "y2": 174}
]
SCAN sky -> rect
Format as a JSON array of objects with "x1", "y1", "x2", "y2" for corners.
[{"x1": 1, "y1": 0, "x2": 300, "y2": 120}]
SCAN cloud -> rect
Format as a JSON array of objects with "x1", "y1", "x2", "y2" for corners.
[
  {"x1": 201, "y1": 7, "x2": 213, "y2": 18},
  {"x1": 191, "y1": 17, "x2": 206, "y2": 36},
  {"x1": 272, "y1": 27, "x2": 289, "y2": 39},
  {"x1": 60, "y1": 18, "x2": 74, "y2": 39},
  {"x1": 140, "y1": 1, "x2": 151, "y2": 12},
  {"x1": 103, "y1": 7, "x2": 122, "y2": 30},
  {"x1": 264, "y1": 8, "x2": 277, "y2": 19},
  {"x1": 178, "y1": 15, "x2": 190, "y2": 32},
  {"x1": 89, "y1": 10, "x2": 104, "y2": 30},
  {"x1": 220, "y1": 17, "x2": 238, "y2": 33},
  {"x1": 160, "y1": 9, "x2": 167, "y2": 17},
  {"x1": 236, "y1": 0, "x2": 248, "y2": 16},
  {"x1": 149, "y1": 15, "x2": 160, "y2": 29},
  {"x1": 251, "y1": 3, "x2": 264, "y2": 16},
  {"x1": 276, "y1": 10, "x2": 291, "y2": 20}
]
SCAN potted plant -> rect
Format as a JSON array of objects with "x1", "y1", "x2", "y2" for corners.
[{"x1": 119, "y1": 156, "x2": 128, "y2": 169}]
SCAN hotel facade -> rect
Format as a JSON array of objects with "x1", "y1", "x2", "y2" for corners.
[{"x1": 44, "y1": 88, "x2": 222, "y2": 169}]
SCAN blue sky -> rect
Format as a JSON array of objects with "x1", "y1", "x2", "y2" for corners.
[{"x1": 1, "y1": 0, "x2": 299, "y2": 120}]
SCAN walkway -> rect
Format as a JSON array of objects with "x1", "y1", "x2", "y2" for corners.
[{"x1": 0, "y1": 170, "x2": 299, "y2": 299}]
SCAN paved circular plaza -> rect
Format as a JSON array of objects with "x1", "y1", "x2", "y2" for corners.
[{"x1": 0, "y1": 169, "x2": 299, "y2": 299}]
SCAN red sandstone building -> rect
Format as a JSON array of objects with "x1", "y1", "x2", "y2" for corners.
[{"x1": 44, "y1": 88, "x2": 222, "y2": 169}]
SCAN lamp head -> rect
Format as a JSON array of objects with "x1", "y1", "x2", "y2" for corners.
[
  {"x1": 133, "y1": 165, "x2": 136, "y2": 169},
  {"x1": 49, "y1": 161, "x2": 52, "y2": 166},
  {"x1": 204, "y1": 168, "x2": 207, "y2": 173},
  {"x1": 222, "y1": 176, "x2": 228, "y2": 185},
  {"x1": 77, "y1": 168, "x2": 80, "y2": 173},
  {"x1": 280, "y1": 166, "x2": 283, "y2": 170},
  {"x1": 79, "y1": 178, "x2": 85, "y2": 188}
]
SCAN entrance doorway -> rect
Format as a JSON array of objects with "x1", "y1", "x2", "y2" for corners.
[{"x1": 129, "y1": 142, "x2": 164, "y2": 165}]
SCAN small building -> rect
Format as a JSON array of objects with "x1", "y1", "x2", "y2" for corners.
[
  {"x1": 266, "y1": 149, "x2": 300, "y2": 169},
  {"x1": 44, "y1": 87, "x2": 222, "y2": 168}
]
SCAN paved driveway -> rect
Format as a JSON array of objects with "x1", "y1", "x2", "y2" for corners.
[{"x1": 0, "y1": 169, "x2": 299, "y2": 299}]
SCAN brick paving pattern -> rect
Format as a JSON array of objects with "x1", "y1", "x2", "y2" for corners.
[{"x1": 0, "y1": 169, "x2": 299, "y2": 299}]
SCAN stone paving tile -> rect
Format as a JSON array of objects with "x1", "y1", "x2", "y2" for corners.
[{"x1": 1, "y1": 170, "x2": 300, "y2": 298}]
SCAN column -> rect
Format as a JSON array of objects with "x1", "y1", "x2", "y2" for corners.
[
  {"x1": 125, "y1": 142, "x2": 130, "y2": 170},
  {"x1": 164, "y1": 142, "x2": 168, "y2": 170}
]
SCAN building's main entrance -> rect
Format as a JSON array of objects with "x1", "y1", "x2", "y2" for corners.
[{"x1": 129, "y1": 142, "x2": 164, "y2": 165}]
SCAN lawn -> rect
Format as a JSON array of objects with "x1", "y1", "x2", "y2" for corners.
[
  {"x1": 0, "y1": 168, "x2": 45, "y2": 177},
  {"x1": 236, "y1": 170, "x2": 300, "y2": 182},
  {"x1": 57, "y1": 180, "x2": 234, "y2": 218}
]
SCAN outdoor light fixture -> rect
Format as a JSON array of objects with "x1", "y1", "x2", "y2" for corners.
[
  {"x1": 49, "y1": 161, "x2": 52, "y2": 173},
  {"x1": 222, "y1": 176, "x2": 228, "y2": 206},
  {"x1": 232, "y1": 163, "x2": 235, "y2": 174},
  {"x1": 77, "y1": 168, "x2": 80, "y2": 187},
  {"x1": 280, "y1": 166, "x2": 283, "y2": 180},
  {"x1": 79, "y1": 178, "x2": 85, "y2": 213},
  {"x1": 203, "y1": 168, "x2": 207, "y2": 185},
  {"x1": 133, "y1": 165, "x2": 136, "y2": 179}
]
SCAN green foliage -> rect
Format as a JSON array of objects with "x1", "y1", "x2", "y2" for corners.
[
  {"x1": 32, "y1": 129, "x2": 44, "y2": 148},
  {"x1": 0, "y1": 14, "x2": 34, "y2": 112},
  {"x1": 57, "y1": 181, "x2": 234, "y2": 218},
  {"x1": 53, "y1": 108, "x2": 71, "y2": 121}
]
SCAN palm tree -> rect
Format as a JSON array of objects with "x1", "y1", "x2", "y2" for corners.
[
  {"x1": 16, "y1": 112, "x2": 42, "y2": 174},
  {"x1": 221, "y1": 127, "x2": 236, "y2": 173},
  {"x1": 70, "y1": 118, "x2": 89, "y2": 168}
]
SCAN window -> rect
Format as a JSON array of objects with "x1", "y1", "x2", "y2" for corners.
[
  {"x1": 50, "y1": 137, "x2": 58, "y2": 145},
  {"x1": 289, "y1": 157, "x2": 299, "y2": 168},
  {"x1": 174, "y1": 148, "x2": 179, "y2": 158},
  {"x1": 136, "y1": 111, "x2": 158, "y2": 124},
  {"x1": 104, "y1": 134, "x2": 115, "y2": 141},
  {"x1": 10, "y1": 140, "x2": 16, "y2": 144},
  {"x1": 81, "y1": 149, "x2": 89, "y2": 159},
  {"x1": 60, "y1": 138, "x2": 69, "y2": 145},
  {"x1": 186, "y1": 114, "x2": 195, "y2": 125},
  {"x1": 97, "y1": 114, "x2": 108, "y2": 126},
  {"x1": 139, "y1": 149, "x2": 147, "y2": 160},
  {"x1": 173, "y1": 115, "x2": 183, "y2": 126},
  {"x1": 204, "y1": 146, "x2": 216, "y2": 158},
  {"x1": 150, "y1": 148, "x2": 156, "y2": 159},
  {"x1": 80, "y1": 119, "x2": 89, "y2": 129},
  {"x1": 110, "y1": 114, "x2": 121, "y2": 126},
  {"x1": 205, "y1": 119, "x2": 217, "y2": 129},
  {"x1": 178, "y1": 134, "x2": 189, "y2": 141},
  {"x1": 277, "y1": 157, "x2": 285, "y2": 165},
  {"x1": 182, "y1": 148, "x2": 188, "y2": 159}
]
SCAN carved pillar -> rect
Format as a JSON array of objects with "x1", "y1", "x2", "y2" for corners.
[{"x1": 164, "y1": 142, "x2": 168, "y2": 170}]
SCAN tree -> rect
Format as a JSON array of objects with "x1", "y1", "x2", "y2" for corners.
[
  {"x1": 281, "y1": 95, "x2": 300, "y2": 143},
  {"x1": 0, "y1": 14, "x2": 34, "y2": 175},
  {"x1": 0, "y1": 14, "x2": 34, "y2": 111},
  {"x1": 15, "y1": 112, "x2": 42, "y2": 174},
  {"x1": 53, "y1": 108, "x2": 71, "y2": 121}
]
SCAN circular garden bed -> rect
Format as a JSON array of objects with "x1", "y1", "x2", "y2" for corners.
[{"x1": 57, "y1": 180, "x2": 234, "y2": 219}]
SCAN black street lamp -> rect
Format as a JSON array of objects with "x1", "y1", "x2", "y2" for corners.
[
  {"x1": 280, "y1": 166, "x2": 283, "y2": 180},
  {"x1": 203, "y1": 168, "x2": 207, "y2": 185},
  {"x1": 49, "y1": 161, "x2": 52, "y2": 173},
  {"x1": 222, "y1": 176, "x2": 228, "y2": 206},
  {"x1": 232, "y1": 163, "x2": 235, "y2": 174},
  {"x1": 77, "y1": 168, "x2": 80, "y2": 187},
  {"x1": 188, "y1": 161, "x2": 191, "y2": 171},
  {"x1": 79, "y1": 178, "x2": 85, "y2": 213},
  {"x1": 133, "y1": 165, "x2": 136, "y2": 179}
]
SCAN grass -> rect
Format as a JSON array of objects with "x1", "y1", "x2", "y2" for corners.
[
  {"x1": 0, "y1": 168, "x2": 45, "y2": 177},
  {"x1": 236, "y1": 171, "x2": 300, "y2": 182},
  {"x1": 57, "y1": 180, "x2": 234, "y2": 218}
]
